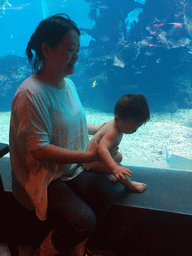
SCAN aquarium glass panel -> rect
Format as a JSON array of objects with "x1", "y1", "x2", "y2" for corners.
[{"x1": 0, "y1": 0, "x2": 192, "y2": 170}]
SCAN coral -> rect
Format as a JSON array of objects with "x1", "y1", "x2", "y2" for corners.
[
  {"x1": 0, "y1": 55, "x2": 31, "y2": 111},
  {"x1": 74, "y1": 0, "x2": 192, "y2": 112}
]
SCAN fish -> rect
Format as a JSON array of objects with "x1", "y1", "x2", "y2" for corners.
[
  {"x1": 169, "y1": 22, "x2": 183, "y2": 27},
  {"x1": 92, "y1": 80, "x2": 97, "y2": 88},
  {"x1": 113, "y1": 56, "x2": 125, "y2": 68},
  {"x1": 154, "y1": 22, "x2": 183, "y2": 28},
  {"x1": 98, "y1": 5, "x2": 108, "y2": 9},
  {"x1": 165, "y1": 147, "x2": 192, "y2": 170},
  {"x1": 100, "y1": 35, "x2": 110, "y2": 42},
  {"x1": 156, "y1": 58, "x2": 161, "y2": 64}
]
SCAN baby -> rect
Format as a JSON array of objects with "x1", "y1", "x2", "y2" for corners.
[{"x1": 84, "y1": 94, "x2": 150, "y2": 193}]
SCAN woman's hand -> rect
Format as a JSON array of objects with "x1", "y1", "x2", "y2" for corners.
[
  {"x1": 87, "y1": 122, "x2": 106, "y2": 135},
  {"x1": 98, "y1": 122, "x2": 106, "y2": 131},
  {"x1": 87, "y1": 123, "x2": 100, "y2": 135},
  {"x1": 112, "y1": 166, "x2": 132, "y2": 181}
]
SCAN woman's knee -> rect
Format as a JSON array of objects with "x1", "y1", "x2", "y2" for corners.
[
  {"x1": 74, "y1": 207, "x2": 97, "y2": 235},
  {"x1": 81, "y1": 173, "x2": 114, "y2": 220},
  {"x1": 47, "y1": 178, "x2": 97, "y2": 252},
  {"x1": 94, "y1": 173, "x2": 115, "y2": 201},
  {"x1": 73, "y1": 171, "x2": 115, "y2": 206},
  {"x1": 51, "y1": 213, "x2": 96, "y2": 253}
]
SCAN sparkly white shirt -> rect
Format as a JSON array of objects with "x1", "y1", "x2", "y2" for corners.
[{"x1": 9, "y1": 76, "x2": 88, "y2": 220}]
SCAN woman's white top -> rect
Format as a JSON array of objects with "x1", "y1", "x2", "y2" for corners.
[{"x1": 9, "y1": 76, "x2": 89, "y2": 220}]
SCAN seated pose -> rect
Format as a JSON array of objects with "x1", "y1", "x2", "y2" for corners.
[
  {"x1": 9, "y1": 14, "x2": 128, "y2": 256},
  {"x1": 84, "y1": 94, "x2": 150, "y2": 193}
]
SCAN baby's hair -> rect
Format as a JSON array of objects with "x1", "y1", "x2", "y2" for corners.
[
  {"x1": 26, "y1": 14, "x2": 80, "y2": 72},
  {"x1": 114, "y1": 94, "x2": 150, "y2": 124}
]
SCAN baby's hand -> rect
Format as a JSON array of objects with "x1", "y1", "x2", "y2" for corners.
[{"x1": 112, "y1": 166, "x2": 132, "y2": 180}]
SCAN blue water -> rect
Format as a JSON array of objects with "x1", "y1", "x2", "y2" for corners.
[
  {"x1": 0, "y1": 0, "x2": 192, "y2": 169},
  {"x1": 0, "y1": 0, "x2": 94, "y2": 57},
  {"x1": 0, "y1": 0, "x2": 144, "y2": 57},
  {"x1": 0, "y1": 0, "x2": 42, "y2": 57}
]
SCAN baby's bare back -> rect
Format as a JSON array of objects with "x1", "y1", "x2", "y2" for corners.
[
  {"x1": 84, "y1": 119, "x2": 123, "y2": 170},
  {"x1": 86, "y1": 119, "x2": 122, "y2": 152}
]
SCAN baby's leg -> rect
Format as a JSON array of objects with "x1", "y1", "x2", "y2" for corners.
[
  {"x1": 118, "y1": 175, "x2": 146, "y2": 193},
  {"x1": 106, "y1": 153, "x2": 122, "y2": 183},
  {"x1": 107, "y1": 174, "x2": 118, "y2": 183},
  {"x1": 112, "y1": 152, "x2": 122, "y2": 163}
]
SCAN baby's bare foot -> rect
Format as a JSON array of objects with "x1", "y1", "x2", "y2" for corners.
[{"x1": 127, "y1": 181, "x2": 146, "y2": 193}]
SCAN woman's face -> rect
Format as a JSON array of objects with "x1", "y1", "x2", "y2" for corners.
[{"x1": 46, "y1": 30, "x2": 80, "y2": 77}]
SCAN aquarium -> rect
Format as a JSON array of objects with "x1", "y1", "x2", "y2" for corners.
[{"x1": 0, "y1": 0, "x2": 192, "y2": 170}]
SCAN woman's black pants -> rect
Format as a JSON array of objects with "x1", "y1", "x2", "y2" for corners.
[
  {"x1": 13, "y1": 170, "x2": 116, "y2": 255},
  {"x1": 47, "y1": 170, "x2": 116, "y2": 254}
]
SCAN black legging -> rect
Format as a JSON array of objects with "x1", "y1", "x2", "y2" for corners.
[{"x1": 47, "y1": 170, "x2": 116, "y2": 254}]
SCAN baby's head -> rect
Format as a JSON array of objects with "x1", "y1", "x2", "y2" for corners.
[{"x1": 114, "y1": 94, "x2": 150, "y2": 134}]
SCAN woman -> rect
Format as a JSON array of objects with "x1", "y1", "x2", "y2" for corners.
[{"x1": 9, "y1": 14, "x2": 120, "y2": 256}]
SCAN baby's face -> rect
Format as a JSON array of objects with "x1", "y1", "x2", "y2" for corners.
[{"x1": 116, "y1": 117, "x2": 142, "y2": 134}]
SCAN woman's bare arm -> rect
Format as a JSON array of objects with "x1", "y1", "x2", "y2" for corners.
[
  {"x1": 31, "y1": 143, "x2": 98, "y2": 164},
  {"x1": 87, "y1": 122, "x2": 107, "y2": 135},
  {"x1": 87, "y1": 122, "x2": 100, "y2": 135}
]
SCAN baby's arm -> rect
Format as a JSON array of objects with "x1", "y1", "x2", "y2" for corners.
[{"x1": 97, "y1": 129, "x2": 132, "y2": 180}]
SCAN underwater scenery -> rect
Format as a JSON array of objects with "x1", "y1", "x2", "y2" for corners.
[{"x1": 0, "y1": 0, "x2": 192, "y2": 169}]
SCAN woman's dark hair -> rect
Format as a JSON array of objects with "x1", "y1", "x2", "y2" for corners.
[
  {"x1": 114, "y1": 94, "x2": 150, "y2": 124},
  {"x1": 26, "y1": 14, "x2": 80, "y2": 72}
]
